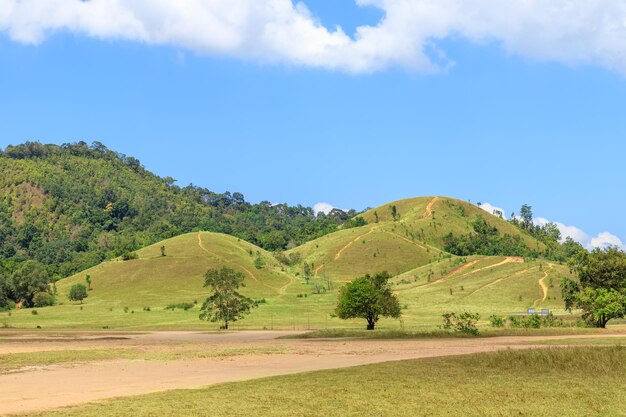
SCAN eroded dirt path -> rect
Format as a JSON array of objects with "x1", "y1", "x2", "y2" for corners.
[
  {"x1": 334, "y1": 227, "x2": 378, "y2": 261},
  {"x1": 535, "y1": 264, "x2": 554, "y2": 306},
  {"x1": 1, "y1": 330, "x2": 624, "y2": 415},
  {"x1": 422, "y1": 197, "x2": 439, "y2": 219},
  {"x1": 197, "y1": 232, "x2": 259, "y2": 282}
]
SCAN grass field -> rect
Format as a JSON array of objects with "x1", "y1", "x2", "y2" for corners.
[
  {"x1": 283, "y1": 326, "x2": 620, "y2": 339},
  {"x1": 0, "y1": 346, "x2": 288, "y2": 374},
  {"x1": 531, "y1": 337, "x2": 626, "y2": 345},
  {"x1": 21, "y1": 347, "x2": 626, "y2": 417},
  {"x1": 1, "y1": 197, "x2": 576, "y2": 330}
]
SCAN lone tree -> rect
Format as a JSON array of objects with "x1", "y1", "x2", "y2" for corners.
[
  {"x1": 85, "y1": 274, "x2": 91, "y2": 290},
  {"x1": 561, "y1": 246, "x2": 626, "y2": 328},
  {"x1": 335, "y1": 271, "x2": 401, "y2": 330},
  {"x1": 390, "y1": 205, "x2": 398, "y2": 221},
  {"x1": 199, "y1": 267, "x2": 257, "y2": 330},
  {"x1": 160, "y1": 246, "x2": 166, "y2": 257},
  {"x1": 68, "y1": 284, "x2": 88, "y2": 304}
]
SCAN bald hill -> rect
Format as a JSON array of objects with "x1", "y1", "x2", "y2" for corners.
[
  {"x1": 0, "y1": 142, "x2": 582, "y2": 329},
  {"x1": 4, "y1": 195, "x2": 574, "y2": 329}
]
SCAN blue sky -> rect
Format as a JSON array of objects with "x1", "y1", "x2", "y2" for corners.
[{"x1": 1, "y1": 0, "x2": 625, "y2": 249}]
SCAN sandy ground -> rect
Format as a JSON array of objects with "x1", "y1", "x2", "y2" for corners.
[{"x1": 0, "y1": 330, "x2": 624, "y2": 415}]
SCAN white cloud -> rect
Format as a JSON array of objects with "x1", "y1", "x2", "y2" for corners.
[
  {"x1": 589, "y1": 232, "x2": 625, "y2": 250},
  {"x1": 534, "y1": 217, "x2": 625, "y2": 250},
  {"x1": 2, "y1": 1, "x2": 626, "y2": 73},
  {"x1": 313, "y1": 202, "x2": 336, "y2": 215},
  {"x1": 479, "y1": 202, "x2": 506, "y2": 219}
]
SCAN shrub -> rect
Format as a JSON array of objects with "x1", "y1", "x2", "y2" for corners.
[
  {"x1": 121, "y1": 251, "x2": 138, "y2": 261},
  {"x1": 31, "y1": 309, "x2": 38, "y2": 315},
  {"x1": 526, "y1": 314, "x2": 542, "y2": 329},
  {"x1": 508, "y1": 313, "x2": 565, "y2": 328},
  {"x1": 489, "y1": 315, "x2": 505, "y2": 328},
  {"x1": 143, "y1": 307, "x2": 151, "y2": 311},
  {"x1": 441, "y1": 311, "x2": 480, "y2": 336},
  {"x1": 33, "y1": 292, "x2": 55, "y2": 307},
  {"x1": 68, "y1": 284, "x2": 88, "y2": 304},
  {"x1": 165, "y1": 302, "x2": 194, "y2": 311},
  {"x1": 0, "y1": 300, "x2": 16, "y2": 312}
]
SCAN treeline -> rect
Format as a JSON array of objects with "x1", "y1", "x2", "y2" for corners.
[
  {"x1": 0, "y1": 142, "x2": 355, "y2": 304},
  {"x1": 444, "y1": 204, "x2": 586, "y2": 262}
]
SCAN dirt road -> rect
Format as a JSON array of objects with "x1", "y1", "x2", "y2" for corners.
[{"x1": 0, "y1": 330, "x2": 623, "y2": 415}]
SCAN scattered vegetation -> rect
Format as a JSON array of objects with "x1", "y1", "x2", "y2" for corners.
[{"x1": 441, "y1": 311, "x2": 480, "y2": 335}]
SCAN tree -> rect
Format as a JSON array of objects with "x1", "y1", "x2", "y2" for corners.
[
  {"x1": 561, "y1": 246, "x2": 626, "y2": 328},
  {"x1": 519, "y1": 204, "x2": 533, "y2": 229},
  {"x1": 85, "y1": 274, "x2": 91, "y2": 290},
  {"x1": 160, "y1": 246, "x2": 166, "y2": 257},
  {"x1": 68, "y1": 284, "x2": 88, "y2": 304},
  {"x1": 335, "y1": 271, "x2": 401, "y2": 330},
  {"x1": 199, "y1": 267, "x2": 257, "y2": 329},
  {"x1": 390, "y1": 205, "x2": 398, "y2": 221},
  {"x1": 9, "y1": 260, "x2": 50, "y2": 307}
]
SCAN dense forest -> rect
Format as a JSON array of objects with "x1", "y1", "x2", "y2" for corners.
[{"x1": 0, "y1": 142, "x2": 354, "y2": 301}]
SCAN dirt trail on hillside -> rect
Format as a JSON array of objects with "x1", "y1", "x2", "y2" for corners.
[
  {"x1": 535, "y1": 264, "x2": 554, "y2": 306},
  {"x1": 2, "y1": 330, "x2": 624, "y2": 415},
  {"x1": 422, "y1": 197, "x2": 439, "y2": 219},
  {"x1": 334, "y1": 227, "x2": 378, "y2": 261},
  {"x1": 382, "y1": 231, "x2": 428, "y2": 250},
  {"x1": 467, "y1": 267, "x2": 534, "y2": 297},
  {"x1": 428, "y1": 260, "x2": 480, "y2": 286},
  {"x1": 197, "y1": 233, "x2": 258, "y2": 282},
  {"x1": 465, "y1": 257, "x2": 523, "y2": 275}
]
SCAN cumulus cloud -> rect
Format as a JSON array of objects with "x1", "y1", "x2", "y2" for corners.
[
  {"x1": 2, "y1": 1, "x2": 626, "y2": 73},
  {"x1": 479, "y1": 202, "x2": 506, "y2": 219},
  {"x1": 313, "y1": 202, "x2": 337, "y2": 215},
  {"x1": 534, "y1": 217, "x2": 625, "y2": 250},
  {"x1": 589, "y1": 232, "x2": 625, "y2": 250}
]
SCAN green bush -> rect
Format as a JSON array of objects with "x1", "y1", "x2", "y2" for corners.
[
  {"x1": 488, "y1": 315, "x2": 505, "y2": 328},
  {"x1": 508, "y1": 313, "x2": 566, "y2": 329},
  {"x1": 32, "y1": 292, "x2": 55, "y2": 307},
  {"x1": 165, "y1": 302, "x2": 194, "y2": 311},
  {"x1": 121, "y1": 251, "x2": 138, "y2": 261},
  {"x1": 441, "y1": 311, "x2": 480, "y2": 336}
]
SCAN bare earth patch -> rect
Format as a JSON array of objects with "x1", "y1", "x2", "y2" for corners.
[{"x1": 0, "y1": 330, "x2": 624, "y2": 415}]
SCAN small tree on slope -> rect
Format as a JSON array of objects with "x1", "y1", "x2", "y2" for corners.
[
  {"x1": 199, "y1": 267, "x2": 257, "y2": 330},
  {"x1": 68, "y1": 284, "x2": 88, "y2": 304},
  {"x1": 335, "y1": 271, "x2": 401, "y2": 330}
]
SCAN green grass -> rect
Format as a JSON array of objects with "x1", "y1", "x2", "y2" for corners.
[
  {"x1": 21, "y1": 347, "x2": 626, "y2": 417},
  {"x1": 531, "y1": 337, "x2": 626, "y2": 345},
  {"x1": 284, "y1": 326, "x2": 616, "y2": 339},
  {"x1": 0, "y1": 346, "x2": 289, "y2": 374},
  {"x1": 2, "y1": 197, "x2": 574, "y2": 330}
]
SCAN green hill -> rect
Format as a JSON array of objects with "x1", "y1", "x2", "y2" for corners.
[
  {"x1": 0, "y1": 141, "x2": 350, "y2": 303},
  {"x1": 287, "y1": 196, "x2": 543, "y2": 282},
  {"x1": 2, "y1": 197, "x2": 573, "y2": 330}
]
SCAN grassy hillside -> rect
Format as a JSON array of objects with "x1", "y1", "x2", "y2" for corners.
[
  {"x1": 0, "y1": 141, "x2": 349, "y2": 290},
  {"x1": 287, "y1": 196, "x2": 543, "y2": 282},
  {"x1": 1, "y1": 219, "x2": 573, "y2": 330}
]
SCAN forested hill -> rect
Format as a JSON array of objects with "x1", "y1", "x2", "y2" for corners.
[{"x1": 0, "y1": 141, "x2": 353, "y2": 280}]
